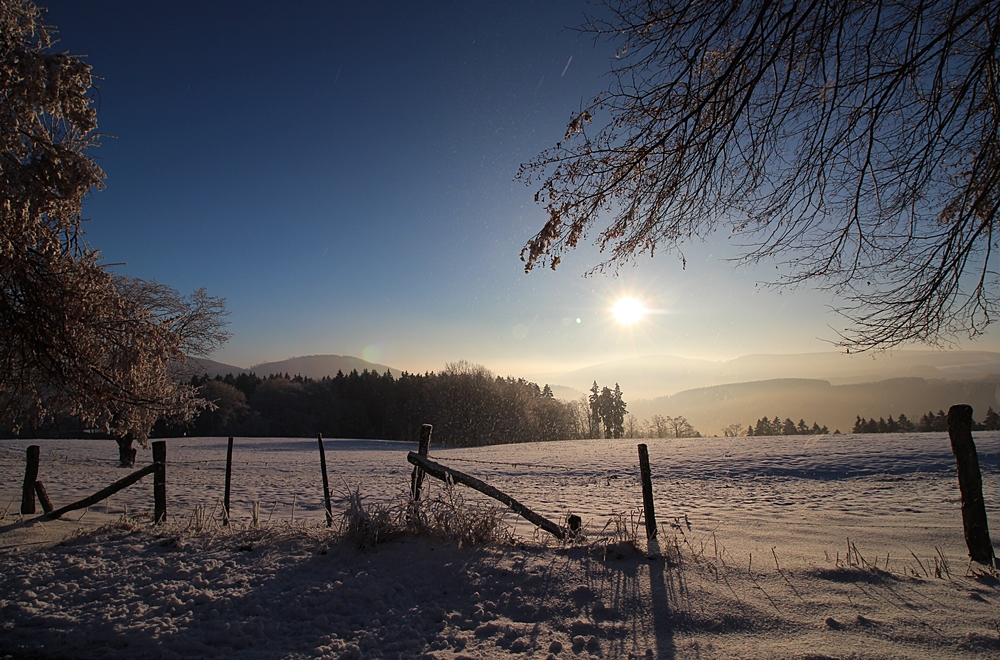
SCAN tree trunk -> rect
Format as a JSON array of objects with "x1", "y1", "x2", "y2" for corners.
[{"x1": 116, "y1": 436, "x2": 135, "y2": 467}]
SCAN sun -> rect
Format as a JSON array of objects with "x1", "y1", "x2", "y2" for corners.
[{"x1": 612, "y1": 297, "x2": 647, "y2": 325}]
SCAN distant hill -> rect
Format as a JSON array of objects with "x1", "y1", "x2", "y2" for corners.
[
  {"x1": 187, "y1": 357, "x2": 247, "y2": 378},
  {"x1": 250, "y1": 355, "x2": 401, "y2": 380},
  {"x1": 188, "y1": 354, "x2": 401, "y2": 380},
  {"x1": 627, "y1": 376, "x2": 1000, "y2": 437},
  {"x1": 188, "y1": 351, "x2": 1000, "y2": 432},
  {"x1": 549, "y1": 384, "x2": 586, "y2": 402},
  {"x1": 543, "y1": 350, "x2": 1000, "y2": 399}
]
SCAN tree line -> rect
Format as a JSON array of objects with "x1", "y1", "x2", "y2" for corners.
[
  {"x1": 175, "y1": 373, "x2": 713, "y2": 444},
  {"x1": 746, "y1": 417, "x2": 831, "y2": 437},
  {"x1": 160, "y1": 362, "x2": 576, "y2": 446},
  {"x1": 852, "y1": 408, "x2": 1000, "y2": 434}
]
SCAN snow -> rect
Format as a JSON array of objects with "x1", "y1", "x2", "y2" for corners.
[{"x1": 1, "y1": 432, "x2": 998, "y2": 659}]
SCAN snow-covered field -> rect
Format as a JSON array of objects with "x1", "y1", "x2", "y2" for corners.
[{"x1": 0, "y1": 433, "x2": 998, "y2": 659}]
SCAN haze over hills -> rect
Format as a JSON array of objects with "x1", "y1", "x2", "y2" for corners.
[
  {"x1": 189, "y1": 355, "x2": 400, "y2": 380},
  {"x1": 195, "y1": 350, "x2": 1000, "y2": 398},
  {"x1": 627, "y1": 377, "x2": 1000, "y2": 438},
  {"x1": 542, "y1": 351, "x2": 1000, "y2": 437},
  {"x1": 189, "y1": 351, "x2": 1000, "y2": 439},
  {"x1": 537, "y1": 350, "x2": 1000, "y2": 400}
]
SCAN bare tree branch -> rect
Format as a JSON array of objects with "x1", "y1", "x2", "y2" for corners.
[{"x1": 520, "y1": 0, "x2": 1000, "y2": 350}]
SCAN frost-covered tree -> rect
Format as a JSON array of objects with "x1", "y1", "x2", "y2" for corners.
[
  {"x1": 722, "y1": 423, "x2": 744, "y2": 438},
  {"x1": 647, "y1": 414, "x2": 669, "y2": 439},
  {"x1": 665, "y1": 415, "x2": 698, "y2": 438},
  {"x1": 589, "y1": 382, "x2": 627, "y2": 438},
  {"x1": 520, "y1": 0, "x2": 1000, "y2": 351},
  {"x1": 0, "y1": 0, "x2": 229, "y2": 463}
]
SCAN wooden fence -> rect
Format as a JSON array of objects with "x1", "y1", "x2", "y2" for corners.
[
  {"x1": 20, "y1": 441, "x2": 167, "y2": 523},
  {"x1": 12, "y1": 406, "x2": 994, "y2": 567}
]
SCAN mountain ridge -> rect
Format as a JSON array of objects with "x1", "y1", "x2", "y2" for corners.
[
  {"x1": 627, "y1": 375, "x2": 1000, "y2": 437},
  {"x1": 536, "y1": 349, "x2": 1000, "y2": 399},
  {"x1": 188, "y1": 354, "x2": 401, "y2": 380},
  {"x1": 189, "y1": 351, "x2": 1000, "y2": 435}
]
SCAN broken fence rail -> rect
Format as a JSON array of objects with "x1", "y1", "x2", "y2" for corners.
[
  {"x1": 406, "y1": 451, "x2": 566, "y2": 540},
  {"x1": 41, "y1": 461, "x2": 161, "y2": 522}
]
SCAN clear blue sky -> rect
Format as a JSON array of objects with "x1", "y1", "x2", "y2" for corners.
[{"x1": 42, "y1": 0, "x2": 1000, "y2": 376}]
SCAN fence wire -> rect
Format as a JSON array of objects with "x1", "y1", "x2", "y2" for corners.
[{"x1": 1, "y1": 436, "x2": 997, "y2": 538}]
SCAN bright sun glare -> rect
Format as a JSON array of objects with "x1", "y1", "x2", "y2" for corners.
[{"x1": 612, "y1": 297, "x2": 646, "y2": 325}]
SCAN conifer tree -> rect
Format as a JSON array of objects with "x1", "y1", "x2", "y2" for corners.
[{"x1": 983, "y1": 407, "x2": 1000, "y2": 431}]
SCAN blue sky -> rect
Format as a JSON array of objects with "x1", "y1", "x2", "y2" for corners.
[{"x1": 41, "y1": 1, "x2": 1000, "y2": 376}]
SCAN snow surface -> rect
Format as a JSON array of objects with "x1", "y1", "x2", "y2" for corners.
[{"x1": 0, "y1": 433, "x2": 998, "y2": 659}]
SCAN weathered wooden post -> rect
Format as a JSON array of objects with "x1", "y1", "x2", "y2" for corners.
[
  {"x1": 21, "y1": 445, "x2": 40, "y2": 515},
  {"x1": 33, "y1": 482, "x2": 54, "y2": 514},
  {"x1": 638, "y1": 444, "x2": 657, "y2": 540},
  {"x1": 152, "y1": 441, "x2": 166, "y2": 524},
  {"x1": 947, "y1": 405, "x2": 995, "y2": 566},
  {"x1": 410, "y1": 424, "x2": 433, "y2": 502},
  {"x1": 318, "y1": 433, "x2": 333, "y2": 527},
  {"x1": 223, "y1": 436, "x2": 234, "y2": 525}
]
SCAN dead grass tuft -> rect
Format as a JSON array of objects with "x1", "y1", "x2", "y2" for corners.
[
  {"x1": 409, "y1": 481, "x2": 514, "y2": 547},
  {"x1": 337, "y1": 484, "x2": 405, "y2": 550}
]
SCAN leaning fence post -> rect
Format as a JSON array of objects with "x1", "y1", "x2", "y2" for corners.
[
  {"x1": 638, "y1": 444, "x2": 657, "y2": 540},
  {"x1": 410, "y1": 424, "x2": 433, "y2": 502},
  {"x1": 317, "y1": 433, "x2": 333, "y2": 527},
  {"x1": 21, "y1": 445, "x2": 40, "y2": 515},
  {"x1": 223, "y1": 437, "x2": 234, "y2": 525},
  {"x1": 947, "y1": 405, "x2": 996, "y2": 566},
  {"x1": 41, "y1": 462, "x2": 159, "y2": 521},
  {"x1": 34, "y1": 481, "x2": 54, "y2": 514},
  {"x1": 152, "y1": 441, "x2": 166, "y2": 524},
  {"x1": 406, "y1": 452, "x2": 566, "y2": 539}
]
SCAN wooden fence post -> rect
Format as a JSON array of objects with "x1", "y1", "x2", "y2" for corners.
[
  {"x1": 318, "y1": 433, "x2": 333, "y2": 527},
  {"x1": 152, "y1": 441, "x2": 166, "y2": 524},
  {"x1": 21, "y1": 445, "x2": 40, "y2": 515},
  {"x1": 947, "y1": 405, "x2": 996, "y2": 566},
  {"x1": 34, "y1": 482, "x2": 54, "y2": 514},
  {"x1": 638, "y1": 444, "x2": 658, "y2": 540},
  {"x1": 410, "y1": 424, "x2": 433, "y2": 502},
  {"x1": 223, "y1": 437, "x2": 234, "y2": 525}
]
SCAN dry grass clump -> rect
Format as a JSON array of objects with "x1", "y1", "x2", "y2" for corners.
[
  {"x1": 337, "y1": 484, "x2": 406, "y2": 550},
  {"x1": 333, "y1": 480, "x2": 515, "y2": 550},
  {"x1": 587, "y1": 507, "x2": 685, "y2": 563},
  {"x1": 602, "y1": 508, "x2": 643, "y2": 546},
  {"x1": 410, "y1": 481, "x2": 515, "y2": 548}
]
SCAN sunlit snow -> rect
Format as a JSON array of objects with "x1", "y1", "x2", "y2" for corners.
[{"x1": 0, "y1": 433, "x2": 998, "y2": 658}]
